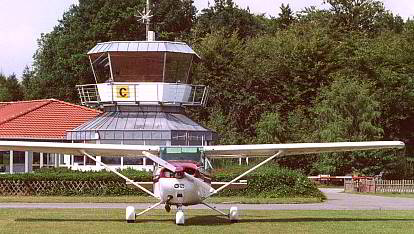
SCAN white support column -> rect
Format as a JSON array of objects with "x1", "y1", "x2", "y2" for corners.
[
  {"x1": 25, "y1": 151, "x2": 28, "y2": 173},
  {"x1": 54, "y1": 154, "x2": 59, "y2": 168},
  {"x1": 40, "y1": 152, "x2": 44, "y2": 168},
  {"x1": 28, "y1": 151, "x2": 33, "y2": 172},
  {"x1": 246, "y1": 157, "x2": 249, "y2": 165},
  {"x1": 239, "y1": 158, "x2": 242, "y2": 165},
  {"x1": 96, "y1": 156, "x2": 101, "y2": 170},
  {"x1": 9, "y1": 150, "x2": 13, "y2": 174},
  {"x1": 25, "y1": 151, "x2": 33, "y2": 173},
  {"x1": 46, "y1": 153, "x2": 50, "y2": 167}
]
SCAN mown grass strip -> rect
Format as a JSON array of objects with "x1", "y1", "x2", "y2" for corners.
[
  {"x1": 0, "y1": 196, "x2": 323, "y2": 204},
  {"x1": 1, "y1": 209, "x2": 414, "y2": 234}
]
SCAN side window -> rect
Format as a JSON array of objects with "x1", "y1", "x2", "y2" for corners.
[
  {"x1": 164, "y1": 171, "x2": 171, "y2": 178},
  {"x1": 185, "y1": 168, "x2": 195, "y2": 175}
]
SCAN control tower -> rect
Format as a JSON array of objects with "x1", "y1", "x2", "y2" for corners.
[
  {"x1": 77, "y1": 40, "x2": 208, "y2": 108},
  {"x1": 67, "y1": 3, "x2": 216, "y2": 154}
]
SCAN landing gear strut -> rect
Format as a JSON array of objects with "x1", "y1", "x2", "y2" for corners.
[
  {"x1": 202, "y1": 202, "x2": 240, "y2": 223},
  {"x1": 165, "y1": 195, "x2": 173, "y2": 213}
]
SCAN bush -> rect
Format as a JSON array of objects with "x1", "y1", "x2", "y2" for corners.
[
  {"x1": 0, "y1": 166, "x2": 324, "y2": 198},
  {"x1": 212, "y1": 165, "x2": 325, "y2": 198},
  {"x1": 0, "y1": 167, "x2": 152, "y2": 182}
]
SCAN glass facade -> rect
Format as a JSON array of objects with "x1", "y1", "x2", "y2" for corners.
[
  {"x1": 111, "y1": 52, "x2": 164, "y2": 82},
  {"x1": 0, "y1": 151, "x2": 8, "y2": 172},
  {"x1": 164, "y1": 53, "x2": 192, "y2": 83},
  {"x1": 91, "y1": 52, "x2": 192, "y2": 84}
]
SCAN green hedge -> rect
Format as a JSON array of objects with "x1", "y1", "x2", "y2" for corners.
[
  {"x1": 0, "y1": 166, "x2": 324, "y2": 198},
  {"x1": 212, "y1": 165, "x2": 324, "y2": 198},
  {"x1": 0, "y1": 167, "x2": 152, "y2": 182}
]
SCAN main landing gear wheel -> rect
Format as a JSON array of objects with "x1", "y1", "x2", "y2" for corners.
[
  {"x1": 176, "y1": 207, "x2": 185, "y2": 225},
  {"x1": 125, "y1": 206, "x2": 136, "y2": 223},
  {"x1": 229, "y1": 206, "x2": 239, "y2": 223}
]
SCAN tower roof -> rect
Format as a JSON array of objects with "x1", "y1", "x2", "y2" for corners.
[
  {"x1": 66, "y1": 111, "x2": 216, "y2": 142},
  {"x1": 88, "y1": 41, "x2": 200, "y2": 58}
]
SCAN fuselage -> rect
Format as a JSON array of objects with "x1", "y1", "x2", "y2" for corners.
[{"x1": 153, "y1": 161, "x2": 212, "y2": 206}]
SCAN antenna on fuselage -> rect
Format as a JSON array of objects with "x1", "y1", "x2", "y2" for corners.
[{"x1": 136, "y1": 0, "x2": 154, "y2": 41}]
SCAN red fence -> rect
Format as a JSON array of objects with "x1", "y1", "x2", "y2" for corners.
[{"x1": 345, "y1": 179, "x2": 414, "y2": 193}]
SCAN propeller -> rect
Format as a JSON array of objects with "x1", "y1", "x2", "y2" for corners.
[
  {"x1": 184, "y1": 172, "x2": 216, "y2": 197},
  {"x1": 142, "y1": 151, "x2": 177, "y2": 172}
]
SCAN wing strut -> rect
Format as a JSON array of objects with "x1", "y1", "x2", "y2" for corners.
[
  {"x1": 80, "y1": 150, "x2": 159, "y2": 199},
  {"x1": 205, "y1": 150, "x2": 284, "y2": 199},
  {"x1": 136, "y1": 201, "x2": 163, "y2": 217}
]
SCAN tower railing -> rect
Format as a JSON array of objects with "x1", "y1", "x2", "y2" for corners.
[{"x1": 76, "y1": 83, "x2": 208, "y2": 107}]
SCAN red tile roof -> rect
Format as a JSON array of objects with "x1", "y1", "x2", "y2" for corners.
[{"x1": 0, "y1": 99, "x2": 102, "y2": 140}]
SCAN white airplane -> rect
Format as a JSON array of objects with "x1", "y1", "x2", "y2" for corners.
[{"x1": 0, "y1": 140, "x2": 404, "y2": 225}]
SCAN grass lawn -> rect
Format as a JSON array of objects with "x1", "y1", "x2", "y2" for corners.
[
  {"x1": 1, "y1": 209, "x2": 414, "y2": 234},
  {"x1": 0, "y1": 195, "x2": 323, "y2": 204}
]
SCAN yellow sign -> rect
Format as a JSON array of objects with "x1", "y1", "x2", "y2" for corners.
[{"x1": 116, "y1": 86, "x2": 129, "y2": 98}]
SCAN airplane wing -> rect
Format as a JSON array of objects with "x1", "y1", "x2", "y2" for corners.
[
  {"x1": 0, "y1": 140, "x2": 404, "y2": 158},
  {"x1": 0, "y1": 140, "x2": 405, "y2": 199},
  {"x1": 201, "y1": 141, "x2": 404, "y2": 198},
  {"x1": 203, "y1": 141, "x2": 405, "y2": 158}
]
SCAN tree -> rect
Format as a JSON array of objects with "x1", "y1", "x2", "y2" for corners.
[
  {"x1": 255, "y1": 112, "x2": 285, "y2": 144},
  {"x1": 0, "y1": 74, "x2": 8, "y2": 101},
  {"x1": 324, "y1": 0, "x2": 404, "y2": 35},
  {"x1": 309, "y1": 73, "x2": 384, "y2": 175},
  {"x1": 190, "y1": 31, "x2": 248, "y2": 143},
  {"x1": 0, "y1": 73, "x2": 24, "y2": 101},
  {"x1": 193, "y1": 0, "x2": 266, "y2": 39},
  {"x1": 277, "y1": 3, "x2": 295, "y2": 30}
]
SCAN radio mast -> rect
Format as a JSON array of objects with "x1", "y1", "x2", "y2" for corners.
[{"x1": 136, "y1": 0, "x2": 154, "y2": 41}]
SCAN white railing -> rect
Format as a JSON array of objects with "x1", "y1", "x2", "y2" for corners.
[{"x1": 76, "y1": 82, "x2": 208, "y2": 107}]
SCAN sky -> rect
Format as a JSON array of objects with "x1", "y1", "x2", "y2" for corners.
[{"x1": 0, "y1": 0, "x2": 413, "y2": 78}]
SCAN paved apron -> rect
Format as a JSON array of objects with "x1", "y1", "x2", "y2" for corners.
[{"x1": 1, "y1": 189, "x2": 414, "y2": 210}]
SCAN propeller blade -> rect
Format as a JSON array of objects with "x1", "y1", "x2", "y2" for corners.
[
  {"x1": 142, "y1": 151, "x2": 177, "y2": 172},
  {"x1": 184, "y1": 172, "x2": 216, "y2": 196}
]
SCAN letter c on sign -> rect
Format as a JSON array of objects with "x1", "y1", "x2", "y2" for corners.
[{"x1": 119, "y1": 88, "x2": 127, "y2": 97}]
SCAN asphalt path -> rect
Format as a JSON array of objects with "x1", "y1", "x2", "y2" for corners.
[{"x1": 1, "y1": 188, "x2": 414, "y2": 210}]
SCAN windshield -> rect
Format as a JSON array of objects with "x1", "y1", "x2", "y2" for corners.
[{"x1": 160, "y1": 147, "x2": 202, "y2": 162}]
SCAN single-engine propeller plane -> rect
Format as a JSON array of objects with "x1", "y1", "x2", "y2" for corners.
[{"x1": 0, "y1": 140, "x2": 404, "y2": 224}]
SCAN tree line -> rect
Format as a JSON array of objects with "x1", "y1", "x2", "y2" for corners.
[{"x1": 0, "y1": 0, "x2": 413, "y2": 178}]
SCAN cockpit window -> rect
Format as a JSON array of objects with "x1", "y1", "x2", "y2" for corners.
[
  {"x1": 185, "y1": 168, "x2": 195, "y2": 175},
  {"x1": 160, "y1": 147, "x2": 203, "y2": 163},
  {"x1": 162, "y1": 170, "x2": 175, "y2": 178}
]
